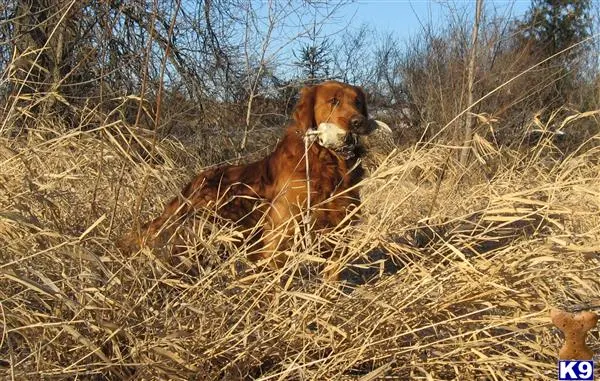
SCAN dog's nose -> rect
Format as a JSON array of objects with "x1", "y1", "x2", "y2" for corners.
[{"x1": 350, "y1": 115, "x2": 366, "y2": 131}]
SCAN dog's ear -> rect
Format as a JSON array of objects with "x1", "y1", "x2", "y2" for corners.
[{"x1": 293, "y1": 85, "x2": 316, "y2": 131}]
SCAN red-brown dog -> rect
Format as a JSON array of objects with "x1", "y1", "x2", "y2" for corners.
[{"x1": 120, "y1": 80, "x2": 390, "y2": 279}]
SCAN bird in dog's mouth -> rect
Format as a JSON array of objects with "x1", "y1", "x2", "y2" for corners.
[{"x1": 316, "y1": 119, "x2": 392, "y2": 159}]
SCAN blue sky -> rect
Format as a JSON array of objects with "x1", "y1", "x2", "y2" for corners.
[
  {"x1": 332, "y1": 0, "x2": 532, "y2": 41},
  {"x1": 267, "y1": 0, "x2": 535, "y2": 77},
  {"x1": 236, "y1": 0, "x2": 539, "y2": 79}
]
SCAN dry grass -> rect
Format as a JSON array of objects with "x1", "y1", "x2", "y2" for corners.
[{"x1": 1, "y1": 110, "x2": 599, "y2": 380}]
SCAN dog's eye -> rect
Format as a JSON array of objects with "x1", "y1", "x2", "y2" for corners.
[
  {"x1": 355, "y1": 98, "x2": 362, "y2": 107},
  {"x1": 329, "y1": 97, "x2": 340, "y2": 106}
]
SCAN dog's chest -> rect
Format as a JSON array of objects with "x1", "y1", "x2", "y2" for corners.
[{"x1": 312, "y1": 161, "x2": 346, "y2": 195}]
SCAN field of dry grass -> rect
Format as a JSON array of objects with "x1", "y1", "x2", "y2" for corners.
[{"x1": 1, "y1": 109, "x2": 599, "y2": 380}]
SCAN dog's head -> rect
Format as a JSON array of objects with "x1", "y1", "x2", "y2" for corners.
[{"x1": 293, "y1": 80, "x2": 391, "y2": 154}]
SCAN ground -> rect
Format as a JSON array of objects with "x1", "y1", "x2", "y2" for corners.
[{"x1": 0, "y1": 116, "x2": 599, "y2": 380}]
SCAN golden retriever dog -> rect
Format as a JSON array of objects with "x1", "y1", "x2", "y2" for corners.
[{"x1": 119, "y1": 80, "x2": 391, "y2": 280}]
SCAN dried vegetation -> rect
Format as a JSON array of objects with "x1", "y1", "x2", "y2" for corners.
[{"x1": 1, "y1": 108, "x2": 599, "y2": 380}]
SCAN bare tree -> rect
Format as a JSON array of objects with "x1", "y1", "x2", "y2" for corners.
[{"x1": 459, "y1": 0, "x2": 483, "y2": 166}]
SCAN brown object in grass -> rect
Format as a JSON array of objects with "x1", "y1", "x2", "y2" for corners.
[
  {"x1": 551, "y1": 308, "x2": 598, "y2": 360},
  {"x1": 119, "y1": 80, "x2": 390, "y2": 280}
]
